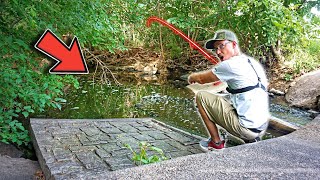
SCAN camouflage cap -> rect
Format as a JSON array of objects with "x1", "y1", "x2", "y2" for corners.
[{"x1": 205, "y1": 30, "x2": 238, "y2": 49}]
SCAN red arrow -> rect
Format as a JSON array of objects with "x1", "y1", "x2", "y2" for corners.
[
  {"x1": 34, "y1": 29, "x2": 88, "y2": 74},
  {"x1": 146, "y1": 16, "x2": 219, "y2": 64}
]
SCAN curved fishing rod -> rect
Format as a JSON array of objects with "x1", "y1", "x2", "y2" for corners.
[{"x1": 146, "y1": 16, "x2": 220, "y2": 65}]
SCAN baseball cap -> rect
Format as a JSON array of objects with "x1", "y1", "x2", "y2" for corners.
[{"x1": 205, "y1": 30, "x2": 238, "y2": 49}]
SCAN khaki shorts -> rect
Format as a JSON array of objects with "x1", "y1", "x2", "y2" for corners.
[{"x1": 196, "y1": 91, "x2": 263, "y2": 140}]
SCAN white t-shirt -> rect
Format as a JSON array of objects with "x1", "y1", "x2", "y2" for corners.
[{"x1": 212, "y1": 54, "x2": 269, "y2": 129}]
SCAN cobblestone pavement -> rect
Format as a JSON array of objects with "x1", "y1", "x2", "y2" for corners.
[{"x1": 30, "y1": 118, "x2": 204, "y2": 179}]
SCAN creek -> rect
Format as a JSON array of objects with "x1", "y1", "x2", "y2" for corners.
[{"x1": 34, "y1": 72, "x2": 314, "y2": 141}]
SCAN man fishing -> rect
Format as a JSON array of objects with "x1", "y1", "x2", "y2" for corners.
[{"x1": 188, "y1": 30, "x2": 269, "y2": 151}]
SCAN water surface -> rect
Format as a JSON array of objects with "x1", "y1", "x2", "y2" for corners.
[{"x1": 35, "y1": 74, "x2": 313, "y2": 138}]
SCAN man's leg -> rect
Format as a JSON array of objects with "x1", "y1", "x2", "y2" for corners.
[
  {"x1": 195, "y1": 91, "x2": 238, "y2": 142},
  {"x1": 196, "y1": 91, "x2": 261, "y2": 143},
  {"x1": 196, "y1": 98, "x2": 221, "y2": 143}
]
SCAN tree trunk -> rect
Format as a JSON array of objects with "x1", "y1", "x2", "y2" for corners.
[{"x1": 271, "y1": 39, "x2": 284, "y2": 62}]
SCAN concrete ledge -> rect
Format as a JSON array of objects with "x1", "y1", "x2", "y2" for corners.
[
  {"x1": 269, "y1": 116, "x2": 300, "y2": 134},
  {"x1": 98, "y1": 115, "x2": 320, "y2": 179},
  {"x1": 30, "y1": 118, "x2": 205, "y2": 179}
]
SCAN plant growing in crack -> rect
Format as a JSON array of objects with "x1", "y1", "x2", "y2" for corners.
[{"x1": 124, "y1": 141, "x2": 168, "y2": 165}]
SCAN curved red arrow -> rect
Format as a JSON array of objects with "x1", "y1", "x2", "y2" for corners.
[
  {"x1": 146, "y1": 16, "x2": 222, "y2": 86},
  {"x1": 146, "y1": 16, "x2": 219, "y2": 65},
  {"x1": 34, "y1": 29, "x2": 88, "y2": 74}
]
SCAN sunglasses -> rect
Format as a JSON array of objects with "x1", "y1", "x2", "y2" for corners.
[{"x1": 212, "y1": 41, "x2": 231, "y2": 52}]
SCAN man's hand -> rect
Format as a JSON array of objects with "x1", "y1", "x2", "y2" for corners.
[
  {"x1": 187, "y1": 70, "x2": 220, "y2": 85},
  {"x1": 188, "y1": 73, "x2": 199, "y2": 84}
]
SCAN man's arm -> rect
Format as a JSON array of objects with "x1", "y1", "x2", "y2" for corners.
[{"x1": 188, "y1": 70, "x2": 220, "y2": 84}]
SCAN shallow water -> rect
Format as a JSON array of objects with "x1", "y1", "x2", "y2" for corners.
[
  {"x1": 269, "y1": 96, "x2": 313, "y2": 126},
  {"x1": 34, "y1": 74, "x2": 313, "y2": 138}
]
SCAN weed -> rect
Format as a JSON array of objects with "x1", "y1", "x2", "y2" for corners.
[
  {"x1": 124, "y1": 141, "x2": 168, "y2": 165},
  {"x1": 284, "y1": 73, "x2": 293, "y2": 81}
]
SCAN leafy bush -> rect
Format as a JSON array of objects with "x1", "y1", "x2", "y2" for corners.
[
  {"x1": 0, "y1": 35, "x2": 79, "y2": 145},
  {"x1": 289, "y1": 48, "x2": 320, "y2": 75}
]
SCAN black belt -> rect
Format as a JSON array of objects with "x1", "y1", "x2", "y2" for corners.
[
  {"x1": 226, "y1": 83, "x2": 266, "y2": 94},
  {"x1": 226, "y1": 59, "x2": 267, "y2": 94},
  {"x1": 248, "y1": 128, "x2": 262, "y2": 133}
]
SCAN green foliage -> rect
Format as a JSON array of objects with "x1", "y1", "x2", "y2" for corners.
[
  {"x1": 308, "y1": 40, "x2": 320, "y2": 57},
  {"x1": 1, "y1": 0, "x2": 319, "y2": 147},
  {"x1": 287, "y1": 46, "x2": 320, "y2": 75},
  {"x1": 124, "y1": 142, "x2": 168, "y2": 165},
  {"x1": 142, "y1": 0, "x2": 319, "y2": 71},
  {"x1": 0, "y1": 36, "x2": 79, "y2": 145},
  {"x1": 0, "y1": 0, "x2": 146, "y2": 52},
  {"x1": 0, "y1": 1, "x2": 81, "y2": 146}
]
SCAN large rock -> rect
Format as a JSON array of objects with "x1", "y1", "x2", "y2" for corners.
[
  {"x1": 0, "y1": 142, "x2": 23, "y2": 158},
  {"x1": 285, "y1": 69, "x2": 320, "y2": 110},
  {"x1": 0, "y1": 155, "x2": 42, "y2": 180}
]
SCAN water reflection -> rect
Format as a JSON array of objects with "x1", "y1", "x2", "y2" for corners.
[
  {"x1": 35, "y1": 73, "x2": 313, "y2": 139},
  {"x1": 36, "y1": 76, "x2": 208, "y2": 136}
]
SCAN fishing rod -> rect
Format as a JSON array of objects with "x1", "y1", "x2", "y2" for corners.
[{"x1": 146, "y1": 16, "x2": 220, "y2": 65}]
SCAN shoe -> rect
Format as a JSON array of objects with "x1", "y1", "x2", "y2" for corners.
[{"x1": 199, "y1": 138, "x2": 225, "y2": 152}]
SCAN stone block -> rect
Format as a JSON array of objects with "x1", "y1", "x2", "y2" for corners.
[
  {"x1": 118, "y1": 125, "x2": 139, "y2": 133},
  {"x1": 69, "y1": 145, "x2": 97, "y2": 153},
  {"x1": 135, "y1": 126, "x2": 153, "y2": 131},
  {"x1": 97, "y1": 134, "x2": 115, "y2": 142},
  {"x1": 167, "y1": 150, "x2": 193, "y2": 159},
  {"x1": 95, "y1": 149, "x2": 111, "y2": 159},
  {"x1": 52, "y1": 148, "x2": 73, "y2": 162},
  {"x1": 76, "y1": 133, "x2": 91, "y2": 145},
  {"x1": 144, "y1": 131, "x2": 169, "y2": 140},
  {"x1": 99, "y1": 127, "x2": 123, "y2": 134},
  {"x1": 188, "y1": 147, "x2": 204, "y2": 154},
  {"x1": 40, "y1": 139, "x2": 63, "y2": 149},
  {"x1": 38, "y1": 136, "x2": 55, "y2": 146},
  {"x1": 80, "y1": 126, "x2": 103, "y2": 137},
  {"x1": 127, "y1": 121, "x2": 145, "y2": 127},
  {"x1": 118, "y1": 137, "x2": 140, "y2": 147},
  {"x1": 167, "y1": 141, "x2": 189, "y2": 151},
  {"x1": 75, "y1": 151, "x2": 108, "y2": 170},
  {"x1": 165, "y1": 132, "x2": 197, "y2": 145},
  {"x1": 100, "y1": 143, "x2": 123, "y2": 153},
  {"x1": 59, "y1": 138, "x2": 81, "y2": 146},
  {"x1": 109, "y1": 121, "x2": 130, "y2": 127},
  {"x1": 94, "y1": 121, "x2": 113, "y2": 128},
  {"x1": 52, "y1": 130, "x2": 77, "y2": 137},
  {"x1": 133, "y1": 133, "x2": 155, "y2": 141},
  {"x1": 33, "y1": 130, "x2": 50, "y2": 137},
  {"x1": 111, "y1": 149, "x2": 132, "y2": 158},
  {"x1": 109, "y1": 163, "x2": 135, "y2": 171},
  {"x1": 48, "y1": 161, "x2": 84, "y2": 174},
  {"x1": 104, "y1": 157, "x2": 135, "y2": 171},
  {"x1": 151, "y1": 140, "x2": 178, "y2": 152}
]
